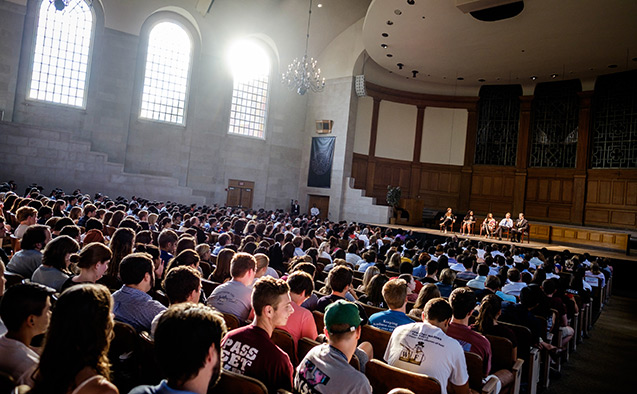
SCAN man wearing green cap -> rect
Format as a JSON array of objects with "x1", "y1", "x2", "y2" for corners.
[{"x1": 294, "y1": 300, "x2": 372, "y2": 394}]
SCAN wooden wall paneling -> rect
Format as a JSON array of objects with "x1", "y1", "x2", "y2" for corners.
[
  {"x1": 513, "y1": 96, "x2": 533, "y2": 214},
  {"x1": 585, "y1": 170, "x2": 637, "y2": 229},
  {"x1": 410, "y1": 107, "x2": 426, "y2": 198},
  {"x1": 352, "y1": 153, "x2": 368, "y2": 190},
  {"x1": 468, "y1": 166, "x2": 516, "y2": 217},
  {"x1": 571, "y1": 92, "x2": 593, "y2": 225}
]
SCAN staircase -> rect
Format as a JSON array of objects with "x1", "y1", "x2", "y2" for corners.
[{"x1": 0, "y1": 121, "x2": 205, "y2": 204}]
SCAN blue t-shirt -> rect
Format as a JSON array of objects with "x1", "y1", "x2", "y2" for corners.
[
  {"x1": 129, "y1": 380, "x2": 197, "y2": 394},
  {"x1": 368, "y1": 310, "x2": 414, "y2": 332},
  {"x1": 412, "y1": 265, "x2": 427, "y2": 278}
]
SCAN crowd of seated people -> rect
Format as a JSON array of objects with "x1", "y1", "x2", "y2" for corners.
[{"x1": 0, "y1": 180, "x2": 615, "y2": 394}]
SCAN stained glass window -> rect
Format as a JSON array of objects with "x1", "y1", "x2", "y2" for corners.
[
  {"x1": 590, "y1": 71, "x2": 637, "y2": 169},
  {"x1": 529, "y1": 80, "x2": 581, "y2": 168},
  {"x1": 475, "y1": 85, "x2": 521, "y2": 166}
]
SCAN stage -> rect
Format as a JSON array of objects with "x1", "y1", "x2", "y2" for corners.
[{"x1": 371, "y1": 222, "x2": 637, "y2": 263}]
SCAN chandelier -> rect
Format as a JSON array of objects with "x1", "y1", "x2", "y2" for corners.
[{"x1": 281, "y1": 0, "x2": 325, "y2": 95}]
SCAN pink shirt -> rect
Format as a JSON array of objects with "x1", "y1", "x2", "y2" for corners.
[{"x1": 281, "y1": 301, "x2": 318, "y2": 348}]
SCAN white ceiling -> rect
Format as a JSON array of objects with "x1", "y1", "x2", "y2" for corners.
[{"x1": 361, "y1": 0, "x2": 637, "y2": 92}]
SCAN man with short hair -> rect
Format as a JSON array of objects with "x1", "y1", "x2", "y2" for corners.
[
  {"x1": 221, "y1": 276, "x2": 295, "y2": 393},
  {"x1": 76, "y1": 203, "x2": 97, "y2": 228},
  {"x1": 384, "y1": 298, "x2": 469, "y2": 394},
  {"x1": 446, "y1": 287, "x2": 492, "y2": 376},
  {"x1": 112, "y1": 253, "x2": 167, "y2": 332},
  {"x1": 7, "y1": 225, "x2": 51, "y2": 278},
  {"x1": 130, "y1": 303, "x2": 227, "y2": 394},
  {"x1": 206, "y1": 253, "x2": 256, "y2": 322},
  {"x1": 281, "y1": 271, "x2": 318, "y2": 346},
  {"x1": 212, "y1": 233, "x2": 231, "y2": 256},
  {"x1": 0, "y1": 282, "x2": 55, "y2": 382},
  {"x1": 495, "y1": 213, "x2": 513, "y2": 241},
  {"x1": 510, "y1": 213, "x2": 528, "y2": 243},
  {"x1": 368, "y1": 279, "x2": 414, "y2": 332},
  {"x1": 14, "y1": 206, "x2": 38, "y2": 239},
  {"x1": 295, "y1": 300, "x2": 373, "y2": 394},
  {"x1": 316, "y1": 266, "x2": 368, "y2": 324},
  {"x1": 151, "y1": 266, "x2": 202, "y2": 337},
  {"x1": 158, "y1": 229, "x2": 178, "y2": 266},
  {"x1": 466, "y1": 264, "x2": 490, "y2": 290},
  {"x1": 502, "y1": 268, "x2": 527, "y2": 298}
]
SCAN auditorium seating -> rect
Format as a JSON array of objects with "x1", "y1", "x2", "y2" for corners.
[
  {"x1": 272, "y1": 328, "x2": 297, "y2": 366},
  {"x1": 364, "y1": 359, "x2": 442, "y2": 394},
  {"x1": 209, "y1": 370, "x2": 267, "y2": 394}
]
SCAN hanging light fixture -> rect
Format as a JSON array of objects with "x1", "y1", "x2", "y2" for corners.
[
  {"x1": 51, "y1": 0, "x2": 93, "y2": 12},
  {"x1": 281, "y1": 0, "x2": 325, "y2": 95}
]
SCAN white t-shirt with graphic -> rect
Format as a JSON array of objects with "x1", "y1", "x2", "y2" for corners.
[{"x1": 384, "y1": 321, "x2": 468, "y2": 394}]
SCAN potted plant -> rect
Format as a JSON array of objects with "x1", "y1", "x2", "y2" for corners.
[{"x1": 386, "y1": 185, "x2": 402, "y2": 224}]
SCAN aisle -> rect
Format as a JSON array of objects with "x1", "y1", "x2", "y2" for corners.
[{"x1": 544, "y1": 296, "x2": 637, "y2": 394}]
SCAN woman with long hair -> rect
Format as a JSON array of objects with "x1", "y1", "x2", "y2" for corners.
[
  {"x1": 61, "y1": 243, "x2": 112, "y2": 291},
  {"x1": 439, "y1": 207, "x2": 455, "y2": 233},
  {"x1": 408, "y1": 283, "x2": 441, "y2": 320},
  {"x1": 472, "y1": 294, "x2": 518, "y2": 358},
  {"x1": 481, "y1": 213, "x2": 497, "y2": 238},
  {"x1": 29, "y1": 284, "x2": 118, "y2": 394},
  {"x1": 31, "y1": 235, "x2": 79, "y2": 292},
  {"x1": 357, "y1": 265, "x2": 380, "y2": 292},
  {"x1": 210, "y1": 248, "x2": 234, "y2": 283},
  {"x1": 461, "y1": 210, "x2": 476, "y2": 236},
  {"x1": 165, "y1": 249, "x2": 200, "y2": 274},
  {"x1": 358, "y1": 274, "x2": 389, "y2": 308},
  {"x1": 97, "y1": 227, "x2": 134, "y2": 291}
]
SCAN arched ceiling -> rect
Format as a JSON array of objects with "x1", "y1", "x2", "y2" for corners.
[{"x1": 362, "y1": 0, "x2": 637, "y2": 92}]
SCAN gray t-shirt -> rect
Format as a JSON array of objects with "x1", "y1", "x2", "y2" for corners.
[
  {"x1": 7, "y1": 249, "x2": 43, "y2": 278},
  {"x1": 206, "y1": 280, "x2": 252, "y2": 322},
  {"x1": 31, "y1": 266, "x2": 70, "y2": 292},
  {"x1": 295, "y1": 343, "x2": 372, "y2": 394}
]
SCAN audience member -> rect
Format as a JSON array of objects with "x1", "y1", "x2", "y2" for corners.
[
  {"x1": 209, "y1": 248, "x2": 234, "y2": 283},
  {"x1": 368, "y1": 279, "x2": 414, "y2": 332},
  {"x1": 14, "y1": 206, "x2": 38, "y2": 239},
  {"x1": 6, "y1": 225, "x2": 50, "y2": 278},
  {"x1": 384, "y1": 298, "x2": 469, "y2": 394},
  {"x1": 281, "y1": 271, "x2": 318, "y2": 346},
  {"x1": 130, "y1": 303, "x2": 226, "y2": 394},
  {"x1": 151, "y1": 265, "x2": 202, "y2": 336},
  {"x1": 221, "y1": 276, "x2": 294, "y2": 393},
  {"x1": 111, "y1": 253, "x2": 167, "y2": 332},
  {"x1": 31, "y1": 235, "x2": 79, "y2": 292},
  {"x1": 61, "y1": 242, "x2": 112, "y2": 291},
  {"x1": 294, "y1": 300, "x2": 372, "y2": 394},
  {"x1": 316, "y1": 266, "x2": 368, "y2": 324},
  {"x1": 206, "y1": 252, "x2": 256, "y2": 322},
  {"x1": 407, "y1": 283, "x2": 441, "y2": 320},
  {"x1": 502, "y1": 268, "x2": 527, "y2": 298},
  {"x1": 28, "y1": 284, "x2": 119, "y2": 394},
  {"x1": 0, "y1": 283, "x2": 54, "y2": 384}
]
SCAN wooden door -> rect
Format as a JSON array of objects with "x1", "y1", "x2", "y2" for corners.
[
  {"x1": 308, "y1": 195, "x2": 329, "y2": 220},
  {"x1": 226, "y1": 180, "x2": 254, "y2": 209}
]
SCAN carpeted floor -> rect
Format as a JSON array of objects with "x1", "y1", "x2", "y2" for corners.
[{"x1": 542, "y1": 296, "x2": 637, "y2": 394}]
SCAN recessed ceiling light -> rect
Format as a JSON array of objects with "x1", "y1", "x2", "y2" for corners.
[
  {"x1": 530, "y1": 76, "x2": 537, "y2": 80},
  {"x1": 478, "y1": 78, "x2": 486, "y2": 82},
  {"x1": 422, "y1": 16, "x2": 426, "y2": 19},
  {"x1": 521, "y1": 49, "x2": 525, "y2": 53},
  {"x1": 386, "y1": 54, "x2": 393, "y2": 57},
  {"x1": 382, "y1": 33, "x2": 389, "y2": 37},
  {"x1": 608, "y1": 64, "x2": 618, "y2": 68},
  {"x1": 317, "y1": 3, "x2": 322, "y2": 7},
  {"x1": 457, "y1": 77, "x2": 464, "y2": 81},
  {"x1": 412, "y1": 70, "x2": 419, "y2": 78},
  {"x1": 551, "y1": 73, "x2": 558, "y2": 79},
  {"x1": 381, "y1": 44, "x2": 388, "y2": 48},
  {"x1": 397, "y1": 63, "x2": 404, "y2": 70},
  {"x1": 387, "y1": 20, "x2": 394, "y2": 25},
  {"x1": 394, "y1": 9, "x2": 402, "y2": 15},
  {"x1": 407, "y1": 0, "x2": 415, "y2": 5}
]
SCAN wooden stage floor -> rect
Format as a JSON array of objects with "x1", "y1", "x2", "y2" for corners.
[{"x1": 372, "y1": 223, "x2": 637, "y2": 262}]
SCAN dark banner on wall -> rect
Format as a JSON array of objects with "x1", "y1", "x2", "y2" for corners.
[{"x1": 308, "y1": 136, "x2": 335, "y2": 188}]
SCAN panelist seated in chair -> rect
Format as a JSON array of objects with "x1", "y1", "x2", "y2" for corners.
[
  {"x1": 510, "y1": 213, "x2": 528, "y2": 242},
  {"x1": 480, "y1": 214, "x2": 497, "y2": 238},
  {"x1": 439, "y1": 208, "x2": 455, "y2": 232},
  {"x1": 495, "y1": 213, "x2": 513, "y2": 241},
  {"x1": 460, "y1": 210, "x2": 476, "y2": 235}
]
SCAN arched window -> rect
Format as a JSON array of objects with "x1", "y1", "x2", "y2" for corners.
[
  {"x1": 140, "y1": 21, "x2": 192, "y2": 125},
  {"x1": 28, "y1": 0, "x2": 94, "y2": 107},
  {"x1": 227, "y1": 40, "x2": 271, "y2": 139}
]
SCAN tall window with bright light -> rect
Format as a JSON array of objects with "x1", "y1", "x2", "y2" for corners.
[
  {"x1": 140, "y1": 22, "x2": 191, "y2": 125},
  {"x1": 29, "y1": 0, "x2": 94, "y2": 107},
  {"x1": 228, "y1": 40, "x2": 271, "y2": 139}
]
